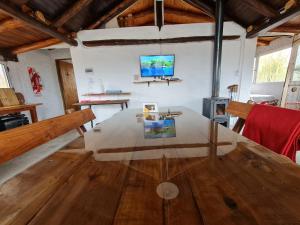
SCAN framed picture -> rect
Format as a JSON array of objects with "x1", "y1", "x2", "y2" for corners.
[{"x1": 143, "y1": 103, "x2": 158, "y2": 113}]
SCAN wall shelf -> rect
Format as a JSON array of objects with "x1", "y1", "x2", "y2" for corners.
[
  {"x1": 82, "y1": 92, "x2": 131, "y2": 96},
  {"x1": 133, "y1": 79, "x2": 182, "y2": 87}
]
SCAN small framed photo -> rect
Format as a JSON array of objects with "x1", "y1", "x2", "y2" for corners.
[{"x1": 143, "y1": 103, "x2": 158, "y2": 113}]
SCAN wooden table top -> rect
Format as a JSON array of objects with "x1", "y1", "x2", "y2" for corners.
[
  {"x1": 0, "y1": 103, "x2": 42, "y2": 110},
  {"x1": 73, "y1": 99, "x2": 129, "y2": 106},
  {"x1": 2, "y1": 107, "x2": 300, "y2": 225},
  {"x1": 0, "y1": 103, "x2": 42, "y2": 115}
]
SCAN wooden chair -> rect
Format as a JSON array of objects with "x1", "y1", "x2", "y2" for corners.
[
  {"x1": 225, "y1": 101, "x2": 253, "y2": 133},
  {"x1": 0, "y1": 108, "x2": 95, "y2": 164}
]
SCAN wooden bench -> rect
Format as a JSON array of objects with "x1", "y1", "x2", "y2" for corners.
[
  {"x1": 226, "y1": 101, "x2": 253, "y2": 133},
  {"x1": 0, "y1": 108, "x2": 95, "y2": 164}
]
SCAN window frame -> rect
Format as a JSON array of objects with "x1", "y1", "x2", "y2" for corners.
[{"x1": 289, "y1": 45, "x2": 300, "y2": 85}]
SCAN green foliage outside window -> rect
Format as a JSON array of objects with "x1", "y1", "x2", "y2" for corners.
[
  {"x1": 256, "y1": 48, "x2": 291, "y2": 83},
  {"x1": 292, "y1": 48, "x2": 300, "y2": 82}
]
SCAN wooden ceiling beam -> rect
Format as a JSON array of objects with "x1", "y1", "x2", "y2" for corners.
[
  {"x1": 53, "y1": 0, "x2": 93, "y2": 28},
  {"x1": 272, "y1": 25, "x2": 300, "y2": 33},
  {"x1": 247, "y1": 5, "x2": 300, "y2": 38},
  {"x1": 11, "y1": 38, "x2": 61, "y2": 55},
  {"x1": 182, "y1": 0, "x2": 214, "y2": 18},
  {"x1": 119, "y1": 9, "x2": 154, "y2": 27},
  {"x1": 0, "y1": 18, "x2": 23, "y2": 32},
  {"x1": 0, "y1": 49, "x2": 18, "y2": 61},
  {"x1": 82, "y1": 35, "x2": 240, "y2": 47},
  {"x1": 242, "y1": 0, "x2": 280, "y2": 18},
  {"x1": 88, "y1": 0, "x2": 139, "y2": 29},
  {"x1": 182, "y1": 0, "x2": 246, "y2": 27},
  {"x1": 133, "y1": 9, "x2": 153, "y2": 19},
  {"x1": 257, "y1": 39, "x2": 271, "y2": 46},
  {"x1": 118, "y1": 7, "x2": 214, "y2": 27},
  {"x1": 0, "y1": 1, "x2": 78, "y2": 46},
  {"x1": 164, "y1": 8, "x2": 214, "y2": 23}
]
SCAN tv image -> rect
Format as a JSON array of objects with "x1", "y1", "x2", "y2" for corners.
[
  {"x1": 144, "y1": 118, "x2": 176, "y2": 139},
  {"x1": 140, "y1": 55, "x2": 175, "y2": 77}
]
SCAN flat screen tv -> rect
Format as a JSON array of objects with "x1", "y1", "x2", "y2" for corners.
[{"x1": 140, "y1": 55, "x2": 175, "y2": 77}]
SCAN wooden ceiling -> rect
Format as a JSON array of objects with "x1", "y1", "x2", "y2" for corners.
[
  {"x1": 0, "y1": 0, "x2": 298, "y2": 60},
  {"x1": 117, "y1": 0, "x2": 214, "y2": 27}
]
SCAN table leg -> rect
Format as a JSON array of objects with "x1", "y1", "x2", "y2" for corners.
[
  {"x1": 125, "y1": 102, "x2": 128, "y2": 108},
  {"x1": 29, "y1": 107, "x2": 38, "y2": 123},
  {"x1": 121, "y1": 103, "x2": 124, "y2": 111},
  {"x1": 89, "y1": 105, "x2": 94, "y2": 128}
]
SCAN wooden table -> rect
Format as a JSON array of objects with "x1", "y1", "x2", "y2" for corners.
[
  {"x1": 2, "y1": 107, "x2": 300, "y2": 225},
  {"x1": 0, "y1": 103, "x2": 42, "y2": 123},
  {"x1": 73, "y1": 99, "x2": 129, "y2": 110},
  {"x1": 73, "y1": 99, "x2": 129, "y2": 127}
]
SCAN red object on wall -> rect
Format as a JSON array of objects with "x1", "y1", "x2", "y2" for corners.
[
  {"x1": 242, "y1": 104, "x2": 300, "y2": 162},
  {"x1": 28, "y1": 67, "x2": 43, "y2": 95}
]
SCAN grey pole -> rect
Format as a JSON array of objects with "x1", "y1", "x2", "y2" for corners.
[{"x1": 212, "y1": 0, "x2": 224, "y2": 97}]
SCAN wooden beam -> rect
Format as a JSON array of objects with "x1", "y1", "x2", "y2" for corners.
[
  {"x1": 82, "y1": 35, "x2": 240, "y2": 47},
  {"x1": 53, "y1": 0, "x2": 93, "y2": 28},
  {"x1": 0, "y1": 1, "x2": 78, "y2": 46},
  {"x1": 182, "y1": 0, "x2": 215, "y2": 18},
  {"x1": 118, "y1": 7, "x2": 213, "y2": 27},
  {"x1": 133, "y1": 9, "x2": 153, "y2": 19},
  {"x1": 242, "y1": 0, "x2": 279, "y2": 18},
  {"x1": 0, "y1": 49, "x2": 19, "y2": 61},
  {"x1": 88, "y1": 0, "x2": 138, "y2": 29},
  {"x1": 11, "y1": 38, "x2": 61, "y2": 55},
  {"x1": 257, "y1": 39, "x2": 271, "y2": 46},
  {"x1": 0, "y1": 18, "x2": 23, "y2": 32},
  {"x1": 272, "y1": 25, "x2": 300, "y2": 33},
  {"x1": 0, "y1": 109, "x2": 95, "y2": 164},
  {"x1": 118, "y1": 8, "x2": 153, "y2": 27},
  {"x1": 247, "y1": 5, "x2": 300, "y2": 38},
  {"x1": 183, "y1": 0, "x2": 247, "y2": 27},
  {"x1": 164, "y1": 8, "x2": 214, "y2": 23}
]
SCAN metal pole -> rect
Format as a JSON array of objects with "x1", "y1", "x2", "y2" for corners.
[{"x1": 212, "y1": 0, "x2": 224, "y2": 97}]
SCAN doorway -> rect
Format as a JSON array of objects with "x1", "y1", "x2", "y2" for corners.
[{"x1": 56, "y1": 59, "x2": 79, "y2": 111}]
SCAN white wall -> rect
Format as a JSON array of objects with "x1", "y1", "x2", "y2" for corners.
[
  {"x1": 70, "y1": 23, "x2": 256, "y2": 124},
  {"x1": 251, "y1": 36, "x2": 293, "y2": 100},
  {"x1": 7, "y1": 49, "x2": 70, "y2": 121},
  {"x1": 251, "y1": 82, "x2": 285, "y2": 100}
]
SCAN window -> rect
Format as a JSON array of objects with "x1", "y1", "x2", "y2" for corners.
[
  {"x1": 256, "y1": 48, "x2": 292, "y2": 83},
  {"x1": 292, "y1": 47, "x2": 300, "y2": 82},
  {"x1": 0, "y1": 64, "x2": 10, "y2": 88},
  {"x1": 252, "y1": 57, "x2": 257, "y2": 83}
]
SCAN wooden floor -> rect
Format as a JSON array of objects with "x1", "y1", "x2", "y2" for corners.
[{"x1": 1, "y1": 107, "x2": 300, "y2": 225}]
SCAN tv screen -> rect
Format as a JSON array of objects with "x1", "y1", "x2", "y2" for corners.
[{"x1": 140, "y1": 55, "x2": 175, "y2": 77}]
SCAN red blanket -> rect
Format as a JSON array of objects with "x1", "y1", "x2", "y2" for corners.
[{"x1": 242, "y1": 104, "x2": 300, "y2": 161}]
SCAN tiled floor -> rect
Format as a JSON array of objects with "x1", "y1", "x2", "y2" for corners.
[{"x1": 0, "y1": 130, "x2": 79, "y2": 185}]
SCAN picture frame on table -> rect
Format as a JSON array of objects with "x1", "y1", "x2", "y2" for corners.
[{"x1": 143, "y1": 103, "x2": 158, "y2": 113}]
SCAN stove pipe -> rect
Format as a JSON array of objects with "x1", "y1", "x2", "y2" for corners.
[{"x1": 212, "y1": 0, "x2": 224, "y2": 97}]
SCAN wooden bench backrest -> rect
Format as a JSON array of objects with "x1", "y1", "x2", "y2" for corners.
[
  {"x1": 0, "y1": 109, "x2": 95, "y2": 164},
  {"x1": 226, "y1": 101, "x2": 253, "y2": 120}
]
